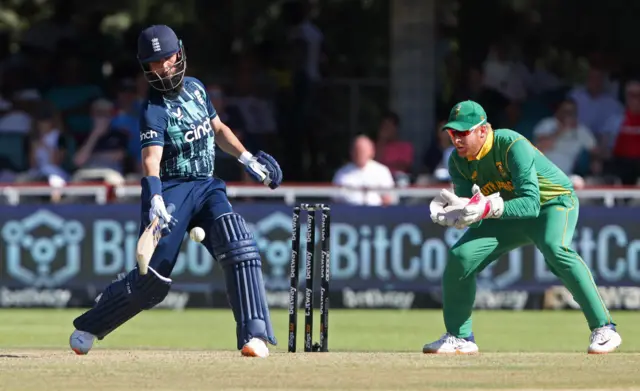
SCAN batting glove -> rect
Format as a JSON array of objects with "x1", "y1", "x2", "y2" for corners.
[
  {"x1": 149, "y1": 195, "x2": 178, "y2": 236},
  {"x1": 239, "y1": 150, "x2": 283, "y2": 189},
  {"x1": 454, "y1": 185, "x2": 504, "y2": 229}
]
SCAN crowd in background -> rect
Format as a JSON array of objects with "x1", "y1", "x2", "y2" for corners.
[
  {"x1": 0, "y1": 0, "x2": 329, "y2": 188},
  {"x1": 333, "y1": 39, "x2": 640, "y2": 205},
  {"x1": 1, "y1": 1, "x2": 640, "y2": 207},
  {"x1": 428, "y1": 41, "x2": 640, "y2": 190}
]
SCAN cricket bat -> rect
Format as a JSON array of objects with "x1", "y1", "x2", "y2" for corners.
[{"x1": 136, "y1": 216, "x2": 162, "y2": 275}]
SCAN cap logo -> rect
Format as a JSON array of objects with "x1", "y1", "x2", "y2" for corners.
[
  {"x1": 151, "y1": 38, "x2": 161, "y2": 52},
  {"x1": 455, "y1": 104, "x2": 461, "y2": 118}
]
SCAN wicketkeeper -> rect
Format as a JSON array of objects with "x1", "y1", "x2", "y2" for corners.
[{"x1": 427, "y1": 100, "x2": 621, "y2": 354}]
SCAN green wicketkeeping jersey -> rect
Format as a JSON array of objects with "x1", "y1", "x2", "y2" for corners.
[{"x1": 448, "y1": 128, "x2": 574, "y2": 219}]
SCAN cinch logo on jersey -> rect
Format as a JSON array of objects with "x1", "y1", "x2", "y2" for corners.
[
  {"x1": 140, "y1": 130, "x2": 159, "y2": 141},
  {"x1": 184, "y1": 119, "x2": 213, "y2": 142}
]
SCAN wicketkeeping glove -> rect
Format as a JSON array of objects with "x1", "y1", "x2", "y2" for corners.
[
  {"x1": 454, "y1": 184, "x2": 504, "y2": 229},
  {"x1": 240, "y1": 151, "x2": 283, "y2": 189},
  {"x1": 429, "y1": 189, "x2": 470, "y2": 227}
]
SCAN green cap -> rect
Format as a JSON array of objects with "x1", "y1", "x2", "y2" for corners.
[{"x1": 442, "y1": 100, "x2": 487, "y2": 132}]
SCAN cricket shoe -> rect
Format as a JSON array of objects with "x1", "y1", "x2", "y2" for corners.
[
  {"x1": 241, "y1": 338, "x2": 270, "y2": 358},
  {"x1": 423, "y1": 333, "x2": 479, "y2": 355},
  {"x1": 588, "y1": 324, "x2": 622, "y2": 354},
  {"x1": 69, "y1": 330, "x2": 96, "y2": 355}
]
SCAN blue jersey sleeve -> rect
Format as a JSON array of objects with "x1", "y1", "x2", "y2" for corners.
[
  {"x1": 206, "y1": 92, "x2": 217, "y2": 119},
  {"x1": 139, "y1": 103, "x2": 167, "y2": 148}
]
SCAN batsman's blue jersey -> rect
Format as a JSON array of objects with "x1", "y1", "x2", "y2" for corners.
[{"x1": 139, "y1": 77, "x2": 217, "y2": 180}]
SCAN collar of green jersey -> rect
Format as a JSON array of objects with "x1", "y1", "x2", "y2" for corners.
[{"x1": 467, "y1": 130, "x2": 494, "y2": 161}]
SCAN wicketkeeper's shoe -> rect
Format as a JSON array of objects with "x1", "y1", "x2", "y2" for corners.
[
  {"x1": 69, "y1": 330, "x2": 96, "y2": 355},
  {"x1": 588, "y1": 324, "x2": 622, "y2": 354},
  {"x1": 423, "y1": 333, "x2": 479, "y2": 355},
  {"x1": 241, "y1": 337, "x2": 270, "y2": 358}
]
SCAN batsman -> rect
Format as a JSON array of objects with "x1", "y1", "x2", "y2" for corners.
[
  {"x1": 427, "y1": 100, "x2": 622, "y2": 355},
  {"x1": 69, "y1": 25, "x2": 282, "y2": 358}
]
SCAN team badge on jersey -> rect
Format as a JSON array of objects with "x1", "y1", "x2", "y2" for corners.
[
  {"x1": 496, "y1": 162, "x2": 507, "y2": 178},
  {"x1": 193, "y1": 89, "x2": 205, "y2": 106}
]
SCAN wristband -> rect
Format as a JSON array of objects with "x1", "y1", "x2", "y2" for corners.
[
  {"x1": 238, "y1": 151, "x2": 253, "y2": 165},
  {"x1": 141, "y1": 176, "x2": 162, "y2": 202}
]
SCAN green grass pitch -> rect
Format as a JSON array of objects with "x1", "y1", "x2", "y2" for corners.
[{"x1": 1, "y1": 309, "x2": 639, "y2": 390}]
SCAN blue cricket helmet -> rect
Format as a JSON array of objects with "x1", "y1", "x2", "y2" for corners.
[{"x1": 137, "y1": 25, "x2": 187, "y2": 93}]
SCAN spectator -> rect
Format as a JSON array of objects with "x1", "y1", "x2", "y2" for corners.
[
  {"x1": 482, "y1": 42, "x2": 528, "y2": 102},
  {"x1": 21, "y1": 102, "x2": 69, "y2": 185},
  {"x1": 0, "y1": 90, "x2": 39, "y2": 182},
  {"x1": 568, "y1": 65, "x2": 623, "y2": 136},
  {"x1": 0, "y1": 89, "x2": 40, "y2": 134},
  {"x1": 527, "y1": 49, "x2": 566, "y2": 95},
  {"x1": 375, "y1": 111, "x2": 414, "y2": 176},
  {"x1": 110, "y1": 79, "x2": 141, "y2": 173},
  {"x1": 332, "y1": 135, "x2": 396, "y2": 206},
  {"x1": 209, "y1": 84, "x2": 247, "y2": 134},
  {"x1": 45, "y1": 55, "x2": 103, "y2": 144},
  {"x1": 452, "y1": 67, "x2": 485, "y2": 103},
  {"x1": 132, "y1": 72, "x2": 149, "y2": 117},
  {"x1": 499, "y1": 101, "x2": 524, "y2": 131},
  {"x1": 603, "y1": 79, "x2": 640, "y2": 185},
  {"x1": 209, "y1": 84, "x2": 249, "y2": 182},
  {"x1": 423, "y1": 120, "x2": 455, "y2": 183},
  {"x1": 227, "y1": 58, "x2": 278, "y2": 152},
  {"x1": 533, "y1": 98, "x2": 600, "y2": 175},
  {"x1": 285, "y1": 0, "x2": 325, "y2": 85},
  {"x1": 434, "y1": 121, "x2": 456, "y2": 182},
  {"x1": 73, "y1": 99, "x2": 127, "y2": 177},
  {"x1": 282, "y1": 0, "x2": 326, "y2": 181},
  {"x1": 450, "y1": 67, "x2": 510, "y2": 125}
]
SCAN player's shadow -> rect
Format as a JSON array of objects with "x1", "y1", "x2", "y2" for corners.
[{"x1": 0, "y1": 354, "x2": 27, "y2": 358}]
